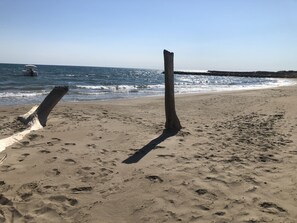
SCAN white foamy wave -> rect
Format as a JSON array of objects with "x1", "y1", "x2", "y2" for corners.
[
  {"x1": 76, "y1": 85, "x2": 109, "y2": 90},
  {"x1": 175, "y1": 78, "x2": 297, "y2": 94},
  {"x1": 112, "y1": 85, "x2": 137, "y2": 92},
  {"x1": 271, "y1": 78, "x2": 297, "y2": 87},
  {"x1": 76, "y1": 85, "x2": 141, "y2": 93},
  {"x1": 0, "y1": 91, "x2": 46, "y2": 98},
  {"x1": 176, "y1": 76, "x2": 210, "y2": 85},
  {"x1": 147, "y1": 84, "x2": 164, "y2": 89}
]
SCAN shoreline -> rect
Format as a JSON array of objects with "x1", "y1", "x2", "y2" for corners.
[
  {"x1": 1, "y1": 83, "x2": 296, "y2": 141},
  {"x1": 0, "y1": 78, "x2": 296, "y2": 107},
  {"x1": 0, "y1": 85, "x2": 297, "y2": 222}
]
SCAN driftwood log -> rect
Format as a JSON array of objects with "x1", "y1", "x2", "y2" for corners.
[
  {"x1": 163, "y1": 50, "x2": 181, "y2": 132},
  {"x1": 18, "y1": 86, "x2": 69, "y2": 127}
]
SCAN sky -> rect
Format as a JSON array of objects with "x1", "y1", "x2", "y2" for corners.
[{"x1": 0, "y1": 0, "x2": 296, "y2": 71}]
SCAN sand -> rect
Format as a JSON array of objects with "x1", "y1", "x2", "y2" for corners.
[
  {"x1": 0, "y1": 105, "x2": 42, "y2": 154},
  {"x1": 1, "y1": 85, "x2": 297, "y2": 223}
]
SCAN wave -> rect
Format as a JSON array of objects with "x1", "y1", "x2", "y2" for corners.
[
  {"x1": 76, "y1": 85, "x2": 109, "y2": 90},
  {"x1": 0, "y1": 91, "x2": 47, "y2": 98},
  {"x1": 74, "y1": 79, "x2": 297, "y2": 96}
]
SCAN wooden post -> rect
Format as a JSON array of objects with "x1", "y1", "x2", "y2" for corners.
[
  {"x1": 18, "y1": 86, "x2": 68, "y2": 127},
  {"x1": 164, "y1": 50, "x2": 181, "y2": 132}
]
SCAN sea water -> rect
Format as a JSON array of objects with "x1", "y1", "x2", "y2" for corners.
[{"x1": 0, "y1": 63, "x2": 295, "y2": 106}]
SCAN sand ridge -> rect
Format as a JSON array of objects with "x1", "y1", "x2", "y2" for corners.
[{"x1": 0, "y1": 86, "x2": 297, "y2": 222}]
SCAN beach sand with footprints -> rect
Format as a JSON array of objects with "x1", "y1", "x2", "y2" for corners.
[{"x1": 1, "y1": 85, "x2": 297, "y2": 222}]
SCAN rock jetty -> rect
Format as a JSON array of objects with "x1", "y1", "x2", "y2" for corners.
[{"x1": 174, "y1": 70, "x2": 297, "y2": 78}]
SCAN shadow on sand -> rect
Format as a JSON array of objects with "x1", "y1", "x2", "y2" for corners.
[{"x1": 122, "y1": 130, "x2": 178, "y2": 164}]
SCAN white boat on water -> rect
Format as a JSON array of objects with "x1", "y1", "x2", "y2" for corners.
[{"x1": 22, "y1": 64, "x2": 38, "y2": 76}]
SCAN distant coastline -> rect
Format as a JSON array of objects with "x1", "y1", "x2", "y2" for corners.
[{"x1": 174, "y1": 70, "x2": 297, "y2": 78}]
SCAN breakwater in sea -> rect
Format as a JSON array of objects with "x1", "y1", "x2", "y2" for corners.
[{"x1": 175, "y1": 70, "x2": 297, "y2": 78}]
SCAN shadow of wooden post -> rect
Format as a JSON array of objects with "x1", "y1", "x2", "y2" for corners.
[
  {"x1": 164, "y1": 49, "x2": 181, "y2": 132},
  {"x1": 122, "y1": 130, "x2": 176, "y2": 164},
  {"x1": 18, "y1": 86, "x2": 69, "y2": 126},
  {"x1": 122, "y1": 50, "x2": 182, "y2": 164}
]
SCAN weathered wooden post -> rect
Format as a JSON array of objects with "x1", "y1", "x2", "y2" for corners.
[
  {"x1": 164, "y1": 50, "x2": 181, "y2": 132},
  {"x1": 18, "y1": 86, "x2": 68, "y2": 126}
]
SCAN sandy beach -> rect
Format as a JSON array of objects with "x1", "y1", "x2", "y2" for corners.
[{"x1": 1, "y1": 85, "x2": 297, "y2": 223}]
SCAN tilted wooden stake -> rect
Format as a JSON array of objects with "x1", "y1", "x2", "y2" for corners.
[
  {"x1": 164, "y1": 50, "x2": 181, "y2": 132},
  {"x1": 18, "y1": 86, "x2": 68, "y2": 127}
]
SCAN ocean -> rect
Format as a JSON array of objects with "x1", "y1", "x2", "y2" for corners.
[{"x1": 0, "y1": 63, "x2": 295, "y2": 106}]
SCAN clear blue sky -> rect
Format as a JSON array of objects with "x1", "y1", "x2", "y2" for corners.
[{"x1": 0, "y1": 0, "x2": 296, "y2": 70}]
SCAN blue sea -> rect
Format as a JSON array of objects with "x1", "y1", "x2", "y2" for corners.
[{"x1": 0, "y1": 63, "x2": 295, "y2": 106}]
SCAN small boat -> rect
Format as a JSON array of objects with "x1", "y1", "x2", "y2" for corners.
[{"x1": 22, "y1": 64, "x2": 38, "y2": 76}]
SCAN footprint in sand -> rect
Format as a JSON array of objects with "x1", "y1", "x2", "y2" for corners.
[
  {"x1": 42, "y1": 184, "x2": 70, "y2": 192},
  {"x1": 57, "y1": 147, "x2": 69, "y2": 153},
  {"x1": 21, "y1": 141, "x2": 30, "y2": 146},
  {"x1": 64, "y1": 158, "x2": 76, "y2": 164},
  {"x1": 64, "y1": 142, "x2": 76, "y2": 146},
  {"x1": 47, "y1": 142, "x2": 54, "y2": 146},
  {"x1": 197, "y1": 204, "x2": 211, "y2": 211},
  {"x1": 33, "y1": 206, "x2": 57, "y2": 216},
  {"x1": 87, "y1": 144, "x2": 96, "y2": 149},
  {"x1": 289, "y1": 150, "x2": 297, "y2": 155},
  {"x1": 0, "y1": 180, "x2": 12, "y2": 193},
  {"x1": 39, "y1": 149, "x2": 51, "y2": 154},
  {"x1": 195, "y1": 189, "x2": 208, "y2": 195},
  {"x1": 146, "y1": 175, "x2": 163, "y2": 183},
  {"x1": 18, "y1": 153, "x2": 30, "y2": 162},
  {"x1": 27, "y1": 133, "x2": 44, "y2": 141},
  {"x1": 17, "y1": 182, "x2": 38, "y2": 201},
  {"x1": 48, "y1": 195, "x2": 78, "y2": 206},
  {"x1": 258, "y1": 154, "x2": 279, "y2": 163},
  {"x1": 82, "y1": 167, "x2": 92, "y2": 170},
  {"x1": 259, "y1": 202, "x2": 286, "y2": 214},
  {"x1": 71, "y1": 186, "x2": 93, "y2": 193},
  {"x1": 157, "y1": 154, "x2": 175, "y2": 159},
  {"x1": 214, "y1": 211, "x2": 226, "y2": 216},
  {"x1": 45, "y1": 157, "x2": 57, "y2": 163},
  {"x1": 44, "y1": 138, "x2": 62, "y2": 147},
  {"x1": 0, "y1": 194, "x2": 13, "y2": 205},
  {"x1": 98, "y1": 168, "x2": 114, "y2": 177},
  {"x1": 10, "y1": 146, "x2": 22, "y2": 150},
  {"x1": 43, "y1": 185, "x2": 58, "y2": 191},
  {"x1": 0, "y1": 165, "x2": 15, "y2": 172},
  {"x1": 45, "y1": 168, "x2": 61, "y2": 177},
  {"x1": 155, "y1": 145, "x2": 166, "y2": 149},
  {"x1": 195, "y1": 188, "x2": 217, "y2": 201}
]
